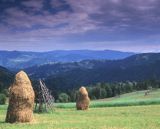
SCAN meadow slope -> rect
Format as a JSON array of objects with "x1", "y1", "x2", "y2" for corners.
[
  {"x1": 56, "y1": 89, "x2": 160, "y2": 108},
  {"x1": 0, "y1": 89, "x2": 160, "y2": 129},
  {"x1": 0, "y1": 105, "x2": 160, "y2": 129}
]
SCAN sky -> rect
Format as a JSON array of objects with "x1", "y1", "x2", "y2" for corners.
[{"x1": 0, "y1": 0, "x2": 160, "y2": 52}]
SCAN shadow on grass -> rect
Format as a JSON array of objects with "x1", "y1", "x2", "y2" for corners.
[{"x1": 0, "y1": 121, "x2": 5, "y2": 124}]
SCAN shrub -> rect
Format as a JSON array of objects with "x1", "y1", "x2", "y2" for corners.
[
  {"x1": 0, "y1": 93, "x2": 6, "y2": 105},
  {"x1": 58, "y1": 93, "x2": 70, "y2": 103},
  {"x1": 2, "y1": 89, "x2": 9, "y2": 97}
]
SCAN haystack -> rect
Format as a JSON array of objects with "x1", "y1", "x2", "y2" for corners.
[
  {"x1": 5, "y1": 71, "x2": 35, "y2": 123},
  {"x1": 76, "y1": 86, "x2": 90, "y2": 110}
]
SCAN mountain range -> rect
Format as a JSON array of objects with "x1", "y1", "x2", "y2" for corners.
[
  {"x1": 0, "y1": 50, "x2": 134, "y2": 69},
  {"x1": 0, "y1": 50, "x2": 160, "y2": 93},
  {"x1": 23, "y1": 53, "x2": 160, "y2": 92}
]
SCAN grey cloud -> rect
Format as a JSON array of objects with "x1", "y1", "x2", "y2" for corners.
[
  {"x1": 0, "y1": 0, "x2": 160, "y2": 47},
  {"x1": 21, "y1": 0, "x2": 44, "y2": 11},
  {"x1": 0, "y1": 0, "x2": 102, "y2": 38}
]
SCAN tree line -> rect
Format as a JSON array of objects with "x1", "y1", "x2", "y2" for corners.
[
  {"x1": 0, "y1": 79, "x2": 160, "y2": 104},
  {"x1": 56, "y1": 79, "x2": 160, "y2": 103}
]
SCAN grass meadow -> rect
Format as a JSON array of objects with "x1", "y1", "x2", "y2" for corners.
[
  {"x1": 56, "y1": 89, "x2": 160, "y2": 108},
  {"x1": 0, "y1": 89, "x2": 160, "y2": 129}
]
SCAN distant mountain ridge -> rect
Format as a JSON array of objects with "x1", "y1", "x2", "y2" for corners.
[{"x1": 0, "y1": 50, "x2": 135, "y2": 69}]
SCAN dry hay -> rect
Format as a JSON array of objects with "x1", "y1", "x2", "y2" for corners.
[
  {"x1": 5, "y1": 71, "x2": 35, "y2": 123},
  {"x1": 76, "y1": 86, "x2": 90, "y2": 110}
]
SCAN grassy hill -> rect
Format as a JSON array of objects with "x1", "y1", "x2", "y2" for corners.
[
  {"x1": 56, "y1": 89, "x2": 160, "y2": 108},
  {"x1": 0, "y1": 89, "x2": 160, "y2": 129}
]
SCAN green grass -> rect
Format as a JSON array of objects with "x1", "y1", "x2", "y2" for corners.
[
  {"x1": 0, "y1": 105, "x2": 160, "y2": 129},
  {"x1": 0, "y1": 89, "x2": 160, "y2": 129},
  {"x1": 56, "y1": 89, "x2": 160, "y2": 108}
]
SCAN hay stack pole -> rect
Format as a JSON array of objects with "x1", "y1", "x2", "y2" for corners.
[
  {"x1": 5, "y1": 71, "x2": 35, "y2": 123},
  {"x1": 76, "y1": 86, "x2": 90, "y2": 110}
]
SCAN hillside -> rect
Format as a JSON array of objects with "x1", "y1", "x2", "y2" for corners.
[
  {"x1": 56, "y1": 89, "x2": 160, "y2": 108},
  {"x1": 1, "y1": 52, "x2": 160, "y2": 93},
  {"x1": 107, "y1": 89, "x2": 160, "y2": 102},
  {"x1": 0, "y1": 50, "x2": 134, "y2": 68},
  {"x1": 0, "y1": 66, "x2": 13, "y2": 92},
  {"x1": 24, "y1": 53, "x2": 160, "y2": 91}
]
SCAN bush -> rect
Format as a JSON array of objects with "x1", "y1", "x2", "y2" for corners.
[
  {"x1": 0, "y1": 93, "x2": 6, "y2": 105},
  {"x1": 2, "y1": 89, "x2": 9, "y2": 97},
  {"x1": 58, "y1": 93, "x2": 70, "y2": 103}
]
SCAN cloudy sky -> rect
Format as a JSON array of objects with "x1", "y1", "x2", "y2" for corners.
[{"x1": 0, "y1": 0, "x2": 160, "y2": 52}]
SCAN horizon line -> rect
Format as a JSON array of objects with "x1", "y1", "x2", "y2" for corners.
[{"x1": 0, "y1": 49, "x2": 152, "y2": 53}]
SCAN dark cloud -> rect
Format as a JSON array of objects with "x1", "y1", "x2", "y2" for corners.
[
  {"x1": 0, "y1": 0, "x2": 160, "y2": 52},
  {"x1": 1, "y1": 0, "x2": 160, "y2": 33},
  {"x1": 0, "y1": 0, "x2": 100, "y2": 35}
]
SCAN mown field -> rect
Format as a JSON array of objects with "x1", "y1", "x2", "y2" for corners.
[
  {"x1": 0, "y1": 89, "x2": 160, "y2": 129},
  {"x1": 56, "y1": 89, "x2": 160, "y2": 108}
]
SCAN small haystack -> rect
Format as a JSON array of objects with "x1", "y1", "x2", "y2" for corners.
[
  {"x1": 5, "y1": 71, "x2": 35, "y2": 123},
  {"x1": 76, "y1": 86, "x2": 90, "y2": 110}
]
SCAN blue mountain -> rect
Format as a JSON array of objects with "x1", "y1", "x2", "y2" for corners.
[{"x1": 0, "y1": 50, "x2": 135, "y2": 68}]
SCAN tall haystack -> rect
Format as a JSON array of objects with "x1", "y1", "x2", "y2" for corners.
[
  {"x1": 76, "y1": 86, "x2": 90, "y2": 110},
  {"x1": 5, "y1": 71, "x2": 35, "y2": 123}
]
